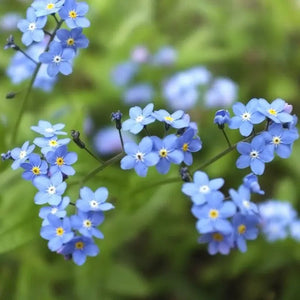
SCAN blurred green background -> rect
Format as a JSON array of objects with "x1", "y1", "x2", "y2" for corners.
[{"x1": 0, "y1": 0, "x2": 300, "y2": 299}]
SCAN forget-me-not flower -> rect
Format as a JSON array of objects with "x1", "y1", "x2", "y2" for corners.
[
  {"x1": 153, "y1": 109, "x2": 190, "y2": 129},
  {"x1": 32, "y1": 0, "x2": 65, "y2": 17},
  {"x1": 33, "y1": 135, "x2": 71, "y2": 155},
  {"x1": 56, "y1": 27, "x2": 89, "y2": 52},
  {"x1": 31, "y1": 120, "x2": 67, "y2": 137},
  {"x1": 11, "y1": 141, "x2": 35, "y2": 170},
  {"x1": 198, "y1": 232, "x2": 233, "y2": 255},
  {"x1": 21, "y1": 153, "x2": 48, "y2": 181}
]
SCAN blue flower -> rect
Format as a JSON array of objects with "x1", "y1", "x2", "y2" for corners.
[
  {"x1": 182, "y1": 171, "x2": 224, "y2": 205},
  {"x1": 257, "y1": 98, "x2": 294, "y2": 123},
  {"x1": 236, "y1": 135, "x2": 274, "y2": 175},
  {"x1": 130, "y1": 45, "x2": 149, "y2": 63},
  {"x1": 192, "y1": 193, "x2": 236, "y2": 234},
  {"x1": 40, "y1": 214, "x2": 74, "y2": 251},
  {"x1": 153, "y1": 109, "x2": 190, "y2": 129},
  {"x1": 290, "y1": 220, "x2": 300, "y2": 242},
  {"x1": 17, "y1": 7, "x2": 47, "y2": 46},
  {"x1": 242, "y1": 173, "x2": 264, "y2": 195},
  {"x1": 11, "y1": 141, "x2": 35, "y2": 170},
  {"x1": 176, "y1": 127, "x2": 202, "y2": 166},
  {"x1": 71, "y1": 211, "x2": 104, "y2": 239},
  {"x1": 204, "y1": 77, "x2": 238, "y2": 108},
  {"x1": 21, "y1": 153, "x2": 48, "y2": 180},
  {"x1": 33, "y1": 135, "x2": 71, "y2": 155},
  {"x1": 151, "y1": 46, "x2": 177, "y2": 66},
  {"x1": 31, "y1": 120, "x2": 67, "y2": 137},
  {"x1": 56, "y1": 27, "x2": 89, "y2": 52},
  {"x1": 229, "y1": 99, "x2": 265, "y2": 136},
  {"x1": 32, "y1": 0, "x2": 65, "y2": 17},
  {"x1": 39, "y1": 41, "x2": 74, "y2": 76},
  {"x1": 59, "y1": 0, "x2": 90, "y2": 28},
  {"x1": 229, "y1": 185, "x2": 258, "y2": 215},
  {"x1": 123, "y1": 84, "x2": 154, "y2": 105},
  {"x1": 33, "y1": 171, "x2": 67, "y2": 205},
  {"x1": 214, "y1": 109, "x2": 231, "y2": 128},
  {"x1": 120, "y1": 137, "x2": 159, "y2": 177},
  {"x1": 151, "y1": 134, "x2": 183, "y2": 174},
  {"x1": 122, "y1": 103, "x2": 155, "y2": 134},
  {"x1": 58, "y1": 236, "x2": 99, "y2": 265},
  {"x1": 111, "y1": 61, "x2": 138, "y2": 87},
  {"x1": 46, "y1": 145, "x2": 78, "y2": 176},
  {"x1": 198, "y1": 232, "x2": 233, "y2": 255},
  {"x1": 39, "y1": 196, "x2": 70, "y2": 226},
  {"x1": 232, "y1": 213, "x2": 259, "y2": 252},
  {"x1": 0, "y1": 13, "x2": 21, "y2": 31},
  {"x1": 261, "y1": 123, "x2": 299, "y2": 159},
  {"x1": 76, "y1": 186, "x2": 114, "y2": 212}
]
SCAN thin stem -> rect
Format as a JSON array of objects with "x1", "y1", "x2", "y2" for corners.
[
  {"x1": 221, "y1": 128, "x2": 231, "y2": 147},
  {"x1": 17, "y1": 48, "x2": 38, "y2": 64},
  {"x1": 52, "y1": 13, "x2": 60, "y2": 24},
  {"x1": 10, "y1": 19, "x2": 63, "y2": 144},
  {"x1": 84, "y1": 147, "x2": 104, "y2": 164},
  {"x1": 118, "y1": 129, "x2": 124, "y2": 151}
]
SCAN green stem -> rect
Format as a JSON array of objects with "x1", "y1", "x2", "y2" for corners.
[
  {"x1": 84, "y1": 147, "x2": 104, "y2": 164},
  {"x1": 118, "y1": 129, "x2": 124, "y2": 151},
  {"x1": 221, "y1": 128, "x2": 231, "y2": 147},
  {"x1": 10, "y1": 19, "x2": 63, "y2": 144}
]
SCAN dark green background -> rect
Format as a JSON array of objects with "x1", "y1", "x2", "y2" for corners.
[{"x1": 0, "y1": 0, "x2": 300, "y2": 299}]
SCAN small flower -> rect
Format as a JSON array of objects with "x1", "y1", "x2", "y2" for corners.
[
  {"x1": 123, "y1": 84, "x2": 154, "y2": 105},
  {"x1": 33, "y1": 135, "x2": 71, "y2": 155},
  {"x1": 199, "y1": 232, "x2": 233, "y2": 255},
  {"x1": 21, "y1": 153, "x2": 48, "y2": 181},
  {"x1": 58, "y1": 236, "x2": 99, "y2": 266},
  {"x1": 17, "y1": 7, "x2": 47, "y2": 46},
  {"x1": 151, "y1": 134, "x2": 183, "y2": 174},
  {"x1": 39, "y1": 196, "x2": 70, "y2": 226},
  {"x1": 10, "y1": 141, "x2": 35, "y2": 170},
  {"x1": 33, "y1": 171, "x2": 67, "y2": 205},
  {"x1": 39, "y1": 41, "x2": 74, "y2": 77},
  {"x1": 232, "y1": 213, "x2": 259, "y2": 252},
  {"x1": 122, "y1": 103, "x2": 155, "y2": 134},
  {"x1": 153, "y1": 109, "x2": 190, "y2": 129},
  {"x1": 40, "y1": 214, "x2": 74, "y2": 251},
  {"x1": 110, "y1": 61, "x2": 138, "y2": 87},
  {"x1": 1, "y1": 150, "x2": 12, "y2": 161},
  {"x1": 130, "y1": 45, "x2": 149, "y2": 63},
  {"x1": 229, "y1": 99, "x2": 265, "y2": 136},
  {"x1": 56, "y1": 28, "x2": 89, "y2": 52},
  {"x1": 4, "y1": 34, "x2": 18, "y2": 50},
  {"x1": 151, "y1": 46, "x2": 177, "y2": 66},
  {"x1": 214, "y1": 109, "x2": 230, "y2": 128},
  {"x1": 76, "y1": 186, "x2": 114, "y2": 212},
  {"x1": 242, "y1": 173, "x2": 264, "y2": 195},
  {"x1": 236, "y1": 135, "x2": 274, "y2": 175},
  {"x1": 71, "y1": 211, "x2": 105, "y2": 239},
  {"x1": 182, "y1": 171, "x2": 224, "y2": 205},
  {"x1": 290, "y1": 220, "x2": 300, "y2": 241},
  {"x1": 257, "y1": 98, "x2": 294, "y2": 123},
  {"x1": 31, "y1": 120, "x2": 67, "y2": 137},
  {"x1": 59, "y1": 0, "x2": 90, "y2": 29},
  {"x1": 120, "y1": 137, "x2": 159, "y2": 177},
  {"x1": 111, "y1": 110, "x2": 122, "y2": 130},
  {"x1": 176, "y1": 127, "x2": 202, "y2": 165},
  {"x1": 46, "y1": 145, "x2": 78, "y2": 176},
  {"x1": 192, "y1": 193, "x2": 236, "y2": 234},
  {"x1": 229, "y1": 185, "x2": 258, "y2": 215},
  {"x1": 32, "y1": 0, "x2": 65, "y2": 17}
]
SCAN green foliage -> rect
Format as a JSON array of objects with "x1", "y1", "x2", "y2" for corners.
[{"x1": 0, "y1": 0, "x2": 300, "y2": 299}]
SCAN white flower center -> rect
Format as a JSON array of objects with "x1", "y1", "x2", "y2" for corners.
[
  {"x1": 250, "y1": 150, "x2": 259, "y2": 159},
  {"x1": 19, "y1": 150, "x2": 27, "y2": 159},
  {"x1": 51, "y1": 207, "x2": 58, "y2": 214},
  {"x1": 90, "y1": 200, "x2": 99, "y2": 208},
  {"x1": 135, "y1": 151, "x2": 144, "y2": 162},
  {"x1": 241, "y1": 112, "x2": 251, "y2": 121},
  {"x1": 53, "y1": 55, "x2": 62, "y2": 63},
  {"x1": 135, "y1": 115, "x2": 144, "y2": 123},
  {"x1": 45, "y1": 127, "x2": 54, "y2": 133},
  {"x1": 83, "y1": 219, "x2": 92, "y2": 228},
  {"x1": 199, "y1": 185, "x2": 210, "y2": 193},
  {"x1": 47, "y1": 185, "x2": 56, "y2": 194},
  {"x1": 28, "y1": 22, "x2": 36, "y2": 31},
  {"x1": 272, "y1": 136, "x2": 281, "y2": 145},
  {"x1": 243, "y1": 200, "x2": 250, "y2": 208}
]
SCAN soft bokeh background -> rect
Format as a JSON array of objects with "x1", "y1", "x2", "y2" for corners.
[{"x1": 0, "y1": 0, "x2": 300, "y2": 299}]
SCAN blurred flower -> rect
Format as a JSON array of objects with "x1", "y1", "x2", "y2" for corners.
[
  {"x1": 290, "y1": 220, "x2": 300, "y2": 241},
  {"x1": 199, "y1": 232, "x2": 233, "y2": 255},
  {"x1": 123, "y1": 83, "x2": 154, "y2": 104},
  {"x1": 131, "y1": 45, "x2": 149, "y2": 63},
  {"x1": 0, "y1": 13, "x2": 21, "y2": 31},
  {"x1": 110, "y1": 61, "x2": 138, "y2": 87},
  {"x1": 204, "y1": 77, "x2": 238, "y2": 108},
  {"x1": 151, "y1": 46, "x2": 177, "y2": 66}
]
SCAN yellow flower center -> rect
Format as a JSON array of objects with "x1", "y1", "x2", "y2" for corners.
[
  {"x1": 69, "y1": 10, "x2": 77, "y2": 19},
  {"x1": 268, "y1": 108, "x2": 277, "y2": 116},
  {"x1": 182, "y1": 143, "x2": 189, "y2": 152},
  {"x1": 46, "y1": 3, "x2": 54, "y2": 10},
  {"x1": 56, "y1": 227, "x2": 64, "y2": 236},
  {"x1": 32, "y1": 166, "x2": 40, "y2": 175},
  {"x1": 212, "y1": 233, "x2": 223, "y2": 242},
  {"x1": 272, "y1": 136, "x2": 281, "y2": 145},
  {"x1": 164, "y1": 116, "x2": 174, "y2": 122},
  {"x1": 49, "y1": 140, "x2": 58, "y2": 147},
  {"x1": 75, "y1": 241, "x2": 84, "y2": 249},
  {"x1": 67, "y1": 38, "x2": 75, "y2": 46},
  {"x1": 238, "y1": 224, "x2": 246, "y2": 234},
  {"x1": 209, "y1": 209, "x2": 219, "y2": 219},
  {"x1": 159, "y1": 148, "x2": 168, "y2": 158},
  {"x1": 56, "y1": 157, "x2": 64, "y2": 166}
]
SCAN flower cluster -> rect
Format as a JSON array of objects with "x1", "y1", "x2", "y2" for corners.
[
  {"x1": 182, "y1": 172, "x2": 261, "y2": 254},
  {"x1": 5, "y1": 0, "x2": 90, "y2": 90},
  {"x1": 111, "y1": 45, "x2": 238, "y2": 110},
  {"x1": 119, "y1": 103, "x2": 202, "y2": 176},
  {"x1": 5, "y1": 120, "x2": 114, "y2": 265}
]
